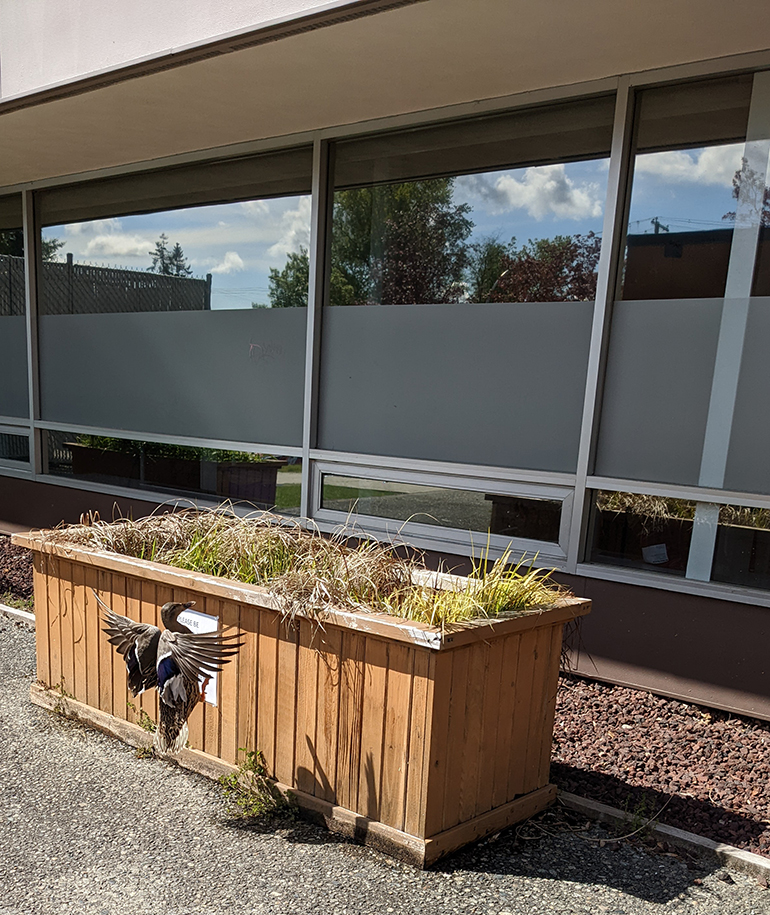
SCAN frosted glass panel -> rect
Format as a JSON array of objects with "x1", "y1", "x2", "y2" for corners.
[
  {"x1": 0, "y1": 316, "x2": 28, "y2": 418},
  {"x1": 0, "y1": 204, "x2": 28, "y2": 419},
  {"x1": 38, "y1": 186, "x2": 311, "y2": 445},
  {"x1": 318, "y1": 302, "x2": 592, "y2": 471},
  {"x1": 724, "y1": 298, "x2": 770, "y2": 494},
  {"x1": 595, "y1": 299, "x2": 723, "y2": 485},
  {"x1": 39, "y1": 309, "x2": 306, "y2": 444}
]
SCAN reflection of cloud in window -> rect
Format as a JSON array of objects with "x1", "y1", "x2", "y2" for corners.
[
  {"x1": 635, "y1": 144, "x2": 743, "y2": 187},
  {"x1": 267, "y1": 196, "x2": 312, "y2": 257},
  {"x1": 457, "y1": 165, "x2": 603, "y2": 220},
  {"x1": 239, "y1": 199, "x2": 270, "y2": 217},
  {"x1": 84, "y1": 233, "x2": 153, "y2": 258},
  {"x1": 210, "y1": 251, "x2": 245, "y2": 274},
  {"x1": 65, "y1": 217, "x2": 121, "y2": 237}
]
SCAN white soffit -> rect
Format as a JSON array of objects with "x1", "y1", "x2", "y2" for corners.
[{"x1": 1, "y1": 0, "x2": 770, "y2": 188}]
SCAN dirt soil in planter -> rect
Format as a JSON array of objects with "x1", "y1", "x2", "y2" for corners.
[
  {"x1": 0, "y1": 535, "x2": 33, "y2": 603},
  {"x1": 5, "y1": 534, "x2": 769, "y2": 859},
  {"x1": 552, "y1": 677, "x2": 770, "y2": 858}
]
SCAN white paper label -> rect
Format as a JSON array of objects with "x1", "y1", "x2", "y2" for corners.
[
  {"x1": 177, "y1": 608, "x2": 219, "y2": 706},
  {"x1": 641, "y1": 543, "x2": 669, "y2": 565}
]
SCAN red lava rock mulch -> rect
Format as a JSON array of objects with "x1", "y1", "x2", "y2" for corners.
[
  {"x1": 4, "y1": 534, "x2": 769, "y2": 858},
  {"x1": 552, "y1": 676, "x2": 770, "y2": 858},
  {"x1": 0, "y1": 535, "x2": 33, "y2": 602}
]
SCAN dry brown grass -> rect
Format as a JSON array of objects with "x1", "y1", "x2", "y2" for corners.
[{"x1": 46, "y1": 507, "x2": 568, "y2": 626}]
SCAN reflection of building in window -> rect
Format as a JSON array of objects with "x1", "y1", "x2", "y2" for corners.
[
  {"x1": 624, "y1": 226, "x2": 770, "y2": 299},
  {"x1": 39, "y1": 253, "x2": 212, "y2": 315}
]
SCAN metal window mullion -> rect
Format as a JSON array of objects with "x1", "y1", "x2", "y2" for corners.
[
  {"x1": 300, "y1": 137, "x2": 334, "y2": 520},
  {"x1": 21, "y1": 190, "x2": 42, "y2": 475},
  {"x1": 565, "y1": 77, "x2": 634, "y2": 574}
]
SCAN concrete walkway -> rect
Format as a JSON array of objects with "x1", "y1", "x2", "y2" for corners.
[{"x1": 1, "y1": 619, "x2": 768, "y2": 915}]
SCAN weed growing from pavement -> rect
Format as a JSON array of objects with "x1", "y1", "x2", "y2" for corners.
[
  {"x1": 219, "y1": 748, "x2": 296, "y2": 822},
  {"x1": 0, "y1": 592, "x2": 33, "y2": 613},
  {"x1": 126, "y1": 700, "x2": 157, "y2": 733}
]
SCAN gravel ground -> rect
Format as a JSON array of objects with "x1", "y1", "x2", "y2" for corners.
[
  {"x1": 0, "y1": 535, "x2": 33, "y2": 604},
  {"x1": 2, "y1": 620, "x2": 769, "y2": 915},
  {"x1": 553, "y1": 678, "x2": 770, "y2": 857}
]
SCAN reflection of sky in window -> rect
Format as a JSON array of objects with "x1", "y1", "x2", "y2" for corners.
[
  {"x1": 627, "y1": 143, "x2": 746, "y2": 235},
  {"x1": 42, "y1": 162, "x2": 612, "y2": 310},
  {"x1": 453, "y1": 159, "x2": 609, "y2": 244},
  {"x1": 42, "y1": 196, "x2": 311, "y2": 310}
]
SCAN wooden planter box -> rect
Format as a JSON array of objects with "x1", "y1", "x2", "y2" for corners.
[{"x1": 15, "y1": 533, "x2": 590, "y2": 867}]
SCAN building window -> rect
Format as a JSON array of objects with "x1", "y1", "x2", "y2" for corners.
[
  {"x1": 0, "y1": 431, "x2": 30, "y2": 464},
  {"x1": 44, "y1": 431, "x2": 301, "y2": 513},
  {"x1": 318, "y1": 95, "x2": 615, "y2": 473},
  {"x1": 711, "y1": 505, "x2": 770, "y2": 590},
  {"x1": 588, "y1": 490, "x2": 696, "y2": 575},
  {"x1": 36, "y1": 147, "x2": 312, "y2": 448},
  {"x1": 320, "y1": 473, "x2": 565, "y2": 545}
]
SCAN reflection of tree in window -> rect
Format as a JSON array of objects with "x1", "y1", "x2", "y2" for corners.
[
  {"x1": 467, "y1": 232, "x2": 601, "y2": 303},
  {"x1": 267, "y1": 177, "x2": 602, "y2": 307}
]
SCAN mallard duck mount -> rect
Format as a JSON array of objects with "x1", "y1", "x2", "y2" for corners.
[{"x1": 97, "y1": 592, "x2": 243, "y2": 754}]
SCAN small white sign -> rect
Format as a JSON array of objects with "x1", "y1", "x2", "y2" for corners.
[
  {"x1": 642, "y1": 543, "x2": 669, "y2": 565},
  {"x1": 177, "y1": 608, "x2": 219, "y2": 706}
]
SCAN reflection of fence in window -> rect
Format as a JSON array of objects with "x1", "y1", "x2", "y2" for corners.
[
  {"x1": 0, "y1": 433, "x2": 29, "y2": 462},
  {"x1": 0, "y1": 255, "x2": 25, "y2": 316},
  {"x1": 40, "y1": 254, "x2": 212, "y2": 315}
]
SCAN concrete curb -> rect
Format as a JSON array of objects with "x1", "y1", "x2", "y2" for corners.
[
  {"x1": 0, "y1": 603, "x2": 35, "y2": 627},
  {"x1": 559, "y1": 791, "x2": 770, "y2": 880}
]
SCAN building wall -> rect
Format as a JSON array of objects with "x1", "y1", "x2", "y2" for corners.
[
  {"x1": 0, "y1": 0, "x2": 363, "y2": 98},
  {"x1": 2, "y1": 3, "x2": 770, "y2": 720}
]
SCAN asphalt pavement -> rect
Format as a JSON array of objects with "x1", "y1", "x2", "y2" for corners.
[{"x1": 1, "y1": 619, "x2": 768, "y2": 915}]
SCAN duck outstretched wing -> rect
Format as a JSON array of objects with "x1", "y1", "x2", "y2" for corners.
[
  {"x1": 100, "y1": 602, "x2": 162, "y2": 696},
  {"x1": 156, "y1": 628, "x2": 243, "y2": 707}
]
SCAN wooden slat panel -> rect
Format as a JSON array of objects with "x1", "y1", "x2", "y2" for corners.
[
  {"x1": 441, "y1": 646, "x2": 470, "y2": 831},
  {"x1": 33, "y1": 556, "x2": 50, "y2": 687},
  {"x1": 71, "y1": 562, "x2": 87, "y2": 703},
  {"x1": 46, "y1": 554, "x2": 63, "y2": 693},
  {"x1": 235, "y1": 603, "x2": 259, "y2": 760},
  {"x1": 491, "y1": 633, "x2": 521, "y2": 810},
  {"x1": 475, "y1": 636, "x2": 505, "y2": 815},
  {"x1": 535, "y1": 623, "x2": 565, "y2": 790},
  {"x1": 314, "y1": 625, "x2": 342, "y2": 803},
  {"x1": 96, "y1": 568, "x2": 113, "y2": 716},
  {"x1": 218, "y1": 599, "x2": 241, "y2": 765},
  {"x1": 274, "y1": 621, "x2": 298, "y2": 785},
  {"x1": 358, "y1": 637, "x2": 388, "y2": 822},
  {"x1": 404, "y1": 649, "x2": 433, "y2": 839},
  {"x1": 521, "y1": 625, "x2": 556, "y2": 795},
  {"x1": 335, "y1": 630, "x2": 365, "y2": 812},
  {"x1": 295, "y1": 619, "x2": 319, "y2": 796},
  {"x1": 508, "y1": 628, "x2": 538, "y2": 799},
  {"x1": 380, "y1": 642, "x2": 412, "y2": 831},
  {"x1": 201, "y1": 596, "x2": 222, "y2": 759},
  {"x1": 112, "y1": 574, "x2": 131, "y2": 722},
  {"x1": 82, "y1": 565, "x2": 102, "y2": 711},
  {"x1": 457, "y1": 640, "x2": 488, "y2": 825},
  {"x1": 257, "y1": 609, "x2": 279, "y2": 776},
  {"x1": 423, "y1": 650, "x2": 453, "y2": 838}
]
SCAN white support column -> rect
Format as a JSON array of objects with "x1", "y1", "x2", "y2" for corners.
[
  {"x1": 685, "y1": 72, "x2": 770, "y2": 581},
  {"x1": 566, "y1": 78, "x2": 634, "y2": 574},
  {"x1": 698, "y1": 71, "x2": 770, "y2": 491},
  {"x1": 685, "y1": 502, "x2": 721, "y2": 582},
  {"x1": 300, "y1": 138, "x2": 333, "y2": 520}
]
